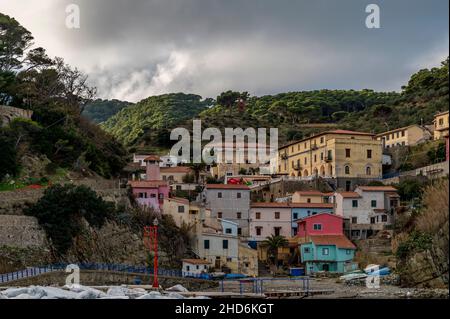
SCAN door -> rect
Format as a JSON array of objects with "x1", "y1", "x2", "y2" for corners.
[
  {"x1": 215, "y1": 258, "x2": 221, "y2": 269},
  {"x1": 322, "y1": 264, "x2": 330, "y2": 272}
]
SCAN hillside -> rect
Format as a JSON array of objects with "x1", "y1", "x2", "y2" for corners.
[
  {"x1": 102, "y1": 93, "x2": 213, "y2": 146},
  {"x1": 82, "y1": 99, "x2": 133, "y2": 123},
  {"x1": 102, "y1": 58, "x2": 448, "y2": 150}
]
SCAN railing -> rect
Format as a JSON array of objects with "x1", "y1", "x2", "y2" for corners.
[
  {"x1": 0, "y1": 263, "x2": 194, "y2": 284},
  {"x1": 219, "y1": 277, "x2": 311, "y2": 296}
]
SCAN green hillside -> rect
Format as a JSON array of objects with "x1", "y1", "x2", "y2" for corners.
[
  {"x1": 102, "y1": 93, "x2": 213, "y2": 146},
  {"x1": 83, "y1": 99, "x2": 133, "y2": 123}
]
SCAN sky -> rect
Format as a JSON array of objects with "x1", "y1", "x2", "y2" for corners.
[{"x1": 0, "y1": 0, "x2": 448, "y2": 102}]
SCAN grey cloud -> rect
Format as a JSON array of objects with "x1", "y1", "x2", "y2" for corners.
[{"x1": 0, "y1": 0, "x2": 448, "y2": 102}]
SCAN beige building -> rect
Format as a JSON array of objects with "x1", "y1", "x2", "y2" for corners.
[
  {"x1": 160, "y1": 166, "x2": 193, "y2": 184},
  {"x1": 162, "y1": 197, "x2": 208, "y2": 229},
  {"x1": 375, "y1": 125, "x2": 432, "y2": 149},
  {"x1": 278, "y1": 130, "x2": 383, "y2": 191},
  {"x1": 291, "y1": 190, "x2": 333, "y2": 204},
  {"x1": 433, "y1": 111, "x2": 449, "y2": 140},
  {"x1": 238, "y1": 243, "x2": 258, "y2": 277}
]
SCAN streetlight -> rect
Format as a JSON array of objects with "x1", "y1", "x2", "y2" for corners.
[{"x1": 144, "y1": 218, "x2": 159, "y2": 288}]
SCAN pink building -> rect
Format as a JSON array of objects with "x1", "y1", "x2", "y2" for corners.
[
  {"x1": 128, "y1": 155, "x2": 169, "y2": 212},
  {"x1": 249, "y1": 202, "x2": 292, "y2": 242},
  {"x1": 296, "y1": 213, "x2": 344, "y2": 238}
]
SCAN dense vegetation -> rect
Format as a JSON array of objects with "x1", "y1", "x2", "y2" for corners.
[
  {"x1": 103, "y1": 58, "x2": 448, "y2": 150},
  {"x1": 25, "y1": 184, "x2": 116, "y2": 255},
  {"x1": 0, "y1": 12, "x2": 128, "y2": 180},
  {"x1": 82, "y1": 99, "x2": 133, "y2": 123},
  {"x1": 102, "y1": 93, "x2": 213, "y2": 146}
]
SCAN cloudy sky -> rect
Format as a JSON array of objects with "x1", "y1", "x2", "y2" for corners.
[{"x1": 0, "y1": 0, "x2": 448, "y2": 102}]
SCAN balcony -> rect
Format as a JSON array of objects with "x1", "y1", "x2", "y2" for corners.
[
  {"x1": 280, "y1": 153, "x2": 288, "y2": 160},
  {"x1": 311, "y1": 144, "x2": 318, "y2": 151},
  {"x1": 293, "y1": 164, "x2": 302, "y2": 171},
  {"x1": 324, "y1": 156, "x2": 332, "y2": 163}
]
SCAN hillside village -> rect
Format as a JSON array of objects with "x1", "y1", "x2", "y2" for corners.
[{"x1": 0, "y1": 11, "x2": 448, "y2": 299}]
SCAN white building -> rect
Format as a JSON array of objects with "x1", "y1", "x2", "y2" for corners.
[
  {"x1": 182, "y1": 259, "x2": 211, "y2": 277},
  {"x1": 334, "y1": 186, "x2": 400, "y2": 240},
  {"x1": 133, "y1": 154, "x2": 180, "y2": 168}
]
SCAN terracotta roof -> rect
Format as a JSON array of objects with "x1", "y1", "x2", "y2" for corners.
[
  {"x1": 337, "y1": 192, "x2": 361, "y2": 198},
  {"x1": 182, "y1": 259, "x2": 211, "y2": 265},
  {"x1": 308, "y1": 235, "x2": 356, "y2": 249},
  {"x1": 294, "y1": 190, "x2": 325, "y2": 196},
  {"x1": 296, "y1": 212, "x2": 342, "y2": 222},
  {"x1": 206, "y1": 184, "x2": 250, "y2": 190},
  {"x1": 375, "y1": 125, "x2": 426, "y2": 137},
  {"x1": 279, "y1": 130, "x2": 375, "y2": 150},
  {"x1": 386, "y1": 192, "x2": 400, "y2": 198},
  {"x1": 123, "y1": 162, "x2": 146, "y2": 172},
  {"x1": 128, "y1": 180, "x2": 168, "y2": 188},
  {"x1": 357, "y1": 186, "x2": 398, "y2": 192},
  {"x1": 160, "y1": 166, "x2": 192, "y2": 174},
  {"x1": 251, "y1": 202, "x2": 290, "y2": 208},
  {"x1": 289, "y1": 203, "x2": 334, "y2": 208},
  {"x1": 166, "y1": 197, "x2": 190, "y2": 204},
  {"x1": 144, "y1": 155, "x2": 161, "y2": 162}
]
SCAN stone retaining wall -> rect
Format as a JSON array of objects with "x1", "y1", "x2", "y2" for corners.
[{"x1": 0, "y1": 215, "x2": 47, "y2": 248}]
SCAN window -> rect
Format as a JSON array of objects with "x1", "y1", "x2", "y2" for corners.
[
  {"x1": 204, "y1": 240, "x2": 210, "y2": 249},
  {"x1": 382, "y1": 215, "x2": 388, "y2": 222},
  {"x1": 321, "y1": 153, "x2": 324, "y2": 161},
  {"x1": 367, "y1": 150, "x2": 372, "y2": 159},
  {"x1": 255, "y1": 212, "x2": 261, "y2": 220},
  {"x1": 218, "y1": 192, "x2": 222, "y2": 198},
  {"x1": 366, "y1": 166, "x2": 372, "y2": 176},
  {"x1": 304, "y1": 157, "x2": 307, "y2": 165},
  {"x1": 274, "y1": 227, "x2": 281, "y2": 236},
  {"x1": 275, "y1": 212, "x2": 280, "y2": 219},
  {"x1": 314, "y1": 154, "x2": 317, "y2": 163},
  {"x1": 320, "y1": 137, "x2": 324, "y2": 144},
  {"x1": 186, "y1": 266, "x2": 190, "y2": 271},
  {"x1": 313, "y1": 224, "x2": 322, "y2": 231},
  {"x1": 178, "y1": 206, "x2": 185, "y2": 213},
  {"x1": 345, "y1": 149, "x2": 351, "y2": 158},
  {"x1": 223, "y1": 240, "x2": 229, "y2": 249},
  {"x1": 346, "y1": 249, "x2": 352, "y2": 255},
  {"x1": 401, "y1": 130, "x2": 405, "y2": 137},
  {"x1": 371, "y1": 200, "x2": 377, "y2": 208},
  {"x1": 176, "y1": 185, "x2": 182, "y2": 191},
  {"x1": 196, "y1": 265, "x2": 199, "y2": 270},
  {"x1": 327, "y1": 150, "x2": 332, "y2": 160},
  {"x1": 345, "y1": 181, "x2": 352, "y2": 191},
  {"x1": 225, "y1": 228, "x2": 232, "y2": 234},
  {"x1": 352, "y1": 200, "x2": 358, "y2": 208},
  {"x1": 304, "y1": 247, "x2": 311, "y2": 254},
  {"x1": 293, "y1": 213, "x2": 299, "y2": 220},
  {"x1": 227, "y1": 257, "x2": 232, "y2": 262},
  {"x1": 237, "y1": 192, "x2": 241, "y2": 199},
  {"x1": 256, "y1": 227, "x2": 262, "y2": 236},
  {"x1": 218, "y1": 212, "x2": 223, "y2": 219},
  {"x1": 237, "y1": 212, "x2": 242, "y2": 219},
  {"x1": 345, "y1": 165, "x2": 350, "y2": 175},
  {"x1": 150, "y1": 194, "x2": 156, "y2": 198},
  {"x1": 237, "y1": 228, "x2": 242, "y2": 235},
  {"x1": 439, "y1": 118, "x2": 444, "y2": 125},
  {"x1": 370, "y1": 217, "x2": 376, "y2": 224},
  {"x1": 322, "y1": 248, "x2": 329, "y2": 255},
  {"x1": 307, "y1": 198, "x2": 311, "y2": 203}
]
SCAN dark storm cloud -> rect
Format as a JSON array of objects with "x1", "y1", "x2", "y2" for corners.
[{"x1": 0, "y1": 0, "x2": 448, "y2": 101}]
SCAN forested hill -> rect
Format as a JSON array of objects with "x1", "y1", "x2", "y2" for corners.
[
  {"x1": 101, "y1": 93, "x2": 214, "y2": 146},
  {"x1": 83, "y1": 99, "x2": 133, "y2": 123},
  {"x1": 101, "y1": 57, "x2": 448, "y2": 149}
]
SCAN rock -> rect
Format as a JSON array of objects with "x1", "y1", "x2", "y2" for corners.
[
  {"x1": 166, "y1": 284, "x2": 189, "y2": 292},
  {"x1": 100, "y1": 296, "x2": 130, "y2": 299},
  {"x1": 166, "y1": 292, "x2": 185, "y2": 299},
  {"x1": 2, "y1": 287, "x2": 30, "y2": 298},
  {"x1": 12, "y1": 294, "x2": 38, "y2": 299},
  {"x1": 137, "y1": 292, "x2": 168, "y2": 299}
]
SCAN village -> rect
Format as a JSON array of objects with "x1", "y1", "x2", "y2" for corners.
[{"x1": 122, "y1": 110, "x2": 449, "y2": 283}]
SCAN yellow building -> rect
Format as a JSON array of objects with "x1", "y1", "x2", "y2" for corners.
[
  {"x1": 238, "y1": 243, "x2": 258, "y2": 277},
  {"x1": 278, "y1": 130, "x2": 383, "y2": 191},
  {"x1": 375, "y1": 125, "x2": 431, "y2": 149},
  {"x1": 433, "y1": 111, "x2": 449, "y2": 140},
  {"x1": 163, "y1": 197, "x2": 207, "y2": 229},
  {"x1": 291, "y1": 190, "x2": 333, "y2": 204}
]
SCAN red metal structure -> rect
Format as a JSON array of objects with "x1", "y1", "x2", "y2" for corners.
[{"x1": 143, "y1": 218, "x2": 159, "y2": 288}]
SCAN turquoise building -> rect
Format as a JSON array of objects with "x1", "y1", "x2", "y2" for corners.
[{"x1": 300, "y1": 235, "x2": 358, "y2": 274}]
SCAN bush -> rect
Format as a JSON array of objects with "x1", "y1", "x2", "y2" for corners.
[{"x1": 25, "y1": 184, "x2": 116, "y2": 255}]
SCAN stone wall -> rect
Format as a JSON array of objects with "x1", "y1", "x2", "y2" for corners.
[
  {"x1": 0, "y1": 215, "x2": 47, "y2": 248},
  {"x1": 0, "y1": 105, "x2": 33, "y2": 127},
  {"x1": 0, "y1": 189, "x2": 44, "y2": 216},
  {"x1": 1, "y1": 270, "x2": 219, "y2": 290}
]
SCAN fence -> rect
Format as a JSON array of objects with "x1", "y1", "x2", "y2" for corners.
[
  {"x1": 219, "y1": 277, "x2": 311, "y2": 295},
  {"x1": 0, "y1": 263, "x2": 191, "y2": 284}
]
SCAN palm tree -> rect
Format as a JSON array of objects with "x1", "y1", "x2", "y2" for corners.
[
  {"x1": 186, "y1": 162, "x2": 206, "y2": 184},
  {"x1": 263, "y1": 234, "x2": 288, "y2": 267}
]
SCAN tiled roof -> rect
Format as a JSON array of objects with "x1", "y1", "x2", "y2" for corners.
[
  {"x1": 296, "y1": 212, "x2": 342, "y2": 222},
  {"x1": 160, "y1": 166, "x2": 192, "y2": 174},
  {"x1": 308, "y1": 235, "x2": 356, "y2": 249},
  {"x1": 358, "y1": 186, "x2": 398, "y2": 192},
  {"x1": 144, "y1": 155, "x2": 161, "y2": 161},
  {"x1": 206, "y1": 184, "x2": 250, "y2": 190},
  {"x1": 294, "y1": 190, "x2": 325, "y2": 196},
  {"x1": 182, "y1": 259, "x2": 211, "y2": 265},
  {"x1": 128, "y1": 180, "x2": 168, "y2": 188},
  {"x1": 337, "y1": 192, "x2": 361, "y2": 198},
  {"x1": 166, "y1": 197, "x2": 190, "y2": 204},
  {"x1": 251, "y1": 202, "x2": 291, "y2": 208},
  {"x1": 289, "y1": 203, "x2": 334, "y2": 208}
]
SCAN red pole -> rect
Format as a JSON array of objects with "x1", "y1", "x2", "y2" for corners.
[{"x1": 153, "y1": 225, "x2": 159, "y2": 288}]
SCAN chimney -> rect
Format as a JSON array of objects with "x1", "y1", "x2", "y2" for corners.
[{"x1": 144, "y1": 155, "x2": 161, "y2": 181}]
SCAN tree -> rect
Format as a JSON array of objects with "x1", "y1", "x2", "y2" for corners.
[
  {"x1": 25, "y1": 184, "x2": 115, "y2": 256},
  {"x1": 263, "y1": 235, "x2": 288, "y2": 267},
  {"x1": 0, "y1": 13, "x2": 34, "y2": 72},
  {"x1": 217, "y1": 91, "x2": 249, "y2": 114},
  {"x1": 186, "y1": 162, "x2": 206, "y2": 184}
]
